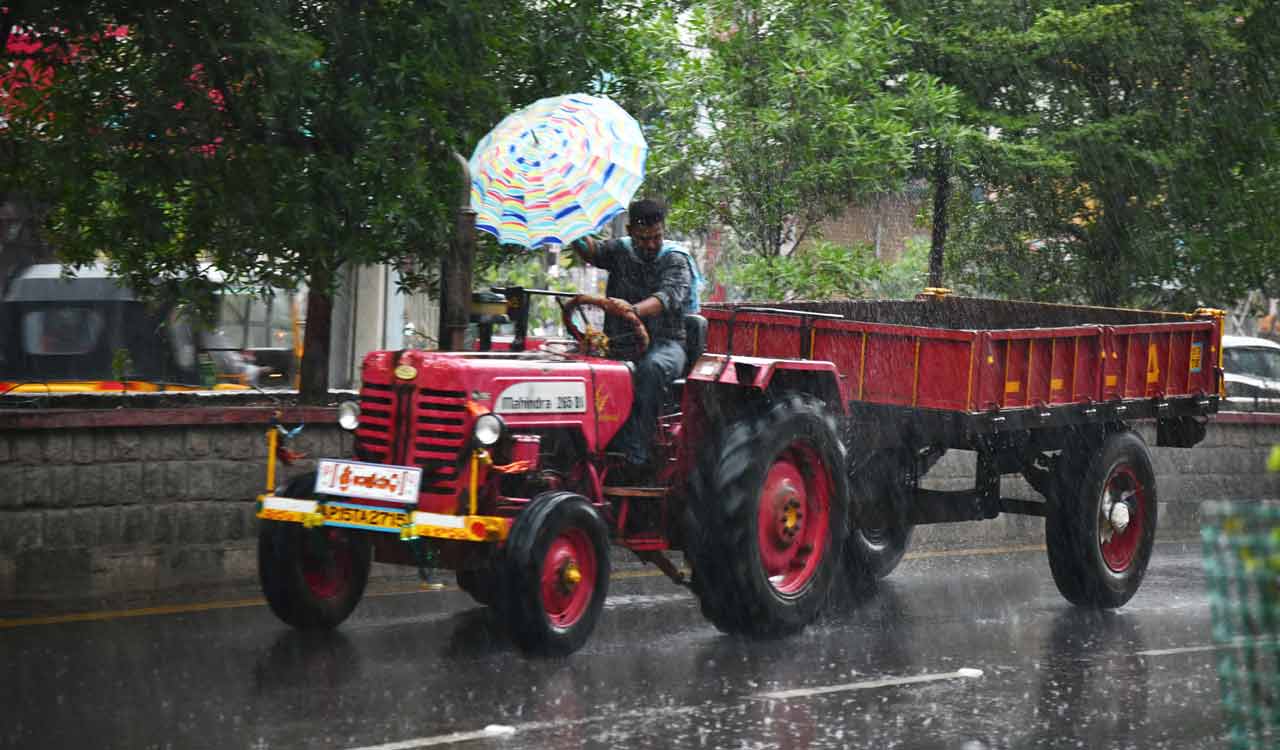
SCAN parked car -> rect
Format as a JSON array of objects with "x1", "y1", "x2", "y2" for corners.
[{"x1": 1222, "y1": 334, "x2": 1280, "y2": 410}]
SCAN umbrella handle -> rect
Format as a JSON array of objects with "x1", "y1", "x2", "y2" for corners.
[{"x1": 561, "y1": 294, "x2": 650, "y2": 358}]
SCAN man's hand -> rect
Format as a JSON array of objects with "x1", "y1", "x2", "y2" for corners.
[{"x1": 607, "y1": 297, "x2": 636, "y2": 318}]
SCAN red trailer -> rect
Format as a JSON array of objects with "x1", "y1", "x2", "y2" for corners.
[{"x1": 256, "y1": 289, "x2": 1222, "y2": 655}]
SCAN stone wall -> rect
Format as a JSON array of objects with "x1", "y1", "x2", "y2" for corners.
[
  {"x1": 0, "y1": 407, "x2": 1276, "y2": 605},
  {"x1": 0, "y1": 407, "x2": 350, "y2": 602}
]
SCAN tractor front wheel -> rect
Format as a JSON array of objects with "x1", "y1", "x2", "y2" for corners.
[
  {"x1": 258, "y1": 473, "x2": 372, "y2": 629},
  {"x1": 456, "y1": 566, "x2": 501, "y2": 607},
  {"x1": 688, "y1": 394, "x2": 850, "y2": 636},
  {"x1": 498, "y1": 491, "x2": 611, "y2": 656}
]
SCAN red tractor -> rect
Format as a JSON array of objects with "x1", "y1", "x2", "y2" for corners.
[{"x1": 257, "y1": 288, "x2": 1221, "y2": 655}]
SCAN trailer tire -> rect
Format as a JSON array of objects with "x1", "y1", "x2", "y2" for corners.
[
  {"x1": 498, "y1": 491, "x2": 610, "y2": 656},
  {"x1": 259, "y1": 473, "x2": 372, "y2": 629},
  {"x1": 1045, "y1": 430, "x2": 1157, "y2": 608},
  {"x1": 687, "y1": 393, "x2": 849, "y2": 636},
  {"x1": 844, "y1": 524, "x2": 913, "y2": 590}
]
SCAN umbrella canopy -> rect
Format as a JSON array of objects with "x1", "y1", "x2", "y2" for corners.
[{"x1": 469, "y1": 93, "x2": 647, "y2": 248}]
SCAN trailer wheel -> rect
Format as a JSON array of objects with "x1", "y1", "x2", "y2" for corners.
[
  {"x1": 498, "y1": 491, "x2": 610, "y2": 656},
  {"x1": 688, "y1": 394, "x2": 849, "y2": 636},
  {"x1": 259, "y1": 473, "x2": 372, "y2": 629},
  {"x1": 844, "y1": 524, "x2": 913, "y2": 589},
  {"x1": 1045, "y1": 430, "x2": 1157, "y2": 608}
]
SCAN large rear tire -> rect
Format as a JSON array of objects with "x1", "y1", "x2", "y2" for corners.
[
  {"x1": 259, "y1": 473, "x2": 373, "y2": 629},
  {"x1": 1045, "y1": 430, "x2": 1157, "y2": 608},
  {"x1": 687, "y1": 394, "x2": 850, "y2": 636},
  {"x1": 498, "y1": 491, "x2": 610, "y2": 656}
]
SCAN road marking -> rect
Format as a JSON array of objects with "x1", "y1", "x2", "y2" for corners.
[
  {"x1": 754, "y1": 668, "x2": 984, "y2": 700},
  {"x1": 1138, "y1": 637, "x2": 1276, "y2": 657},
  {"x1": 904, "y1": 544, "x2": 1045, "y2": 559},
  {"x1": 345, "y1": 706, "x2": 704, "y2": 750},
  {"x1": 346, "y1": 669, "x2": 989, "y2": 749},
  {"x1": 346, "y1": 725, "x2": 526, "y2": 750},
  {"x1": 1138, "y1": 645, "x2": 1222, "y2": 657},
  {"x1": 0, "y1": 598, "x2": 266, "y2": 629}
]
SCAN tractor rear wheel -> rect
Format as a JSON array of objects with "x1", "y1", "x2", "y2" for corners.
[
  {"x1": 1045, "y1": 430, "x2": 1157, "y2": 608},
  {"x1": 687, "y1": 394, "x2": 850, "y2": 636},
  {"x1": 498, "y1": 491, "x2": 610, "y2": 656},
  {"x1": 258, "y1": 472, "x2": 372, "y2": 629}
]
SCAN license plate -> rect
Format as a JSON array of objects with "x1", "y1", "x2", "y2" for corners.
[
  {"x1": 319, "y1": 502, "x2": 410, "y2": 531},
  {"x1": 315, "y1": 459, "x2": 421, "y2": 504}
]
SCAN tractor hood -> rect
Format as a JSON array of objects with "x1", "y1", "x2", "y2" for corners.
[{"x1": 359, "y1": 349, "x2": 635, "y2": 455}]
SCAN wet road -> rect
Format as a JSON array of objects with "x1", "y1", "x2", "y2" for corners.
[{"x1": 1, "y1": 543, "x2": 1232, "y2": 749}]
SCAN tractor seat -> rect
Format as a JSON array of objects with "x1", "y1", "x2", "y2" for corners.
[
  {"x1": 663, "y1": 314, "x2": 707, "y2": 410},
  {"x1": 681, "y1": 314, "x2": 707, "y2": 377}
]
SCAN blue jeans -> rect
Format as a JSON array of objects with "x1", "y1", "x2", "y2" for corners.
[{"x1": 612, "y1": 338, "x2": 686, "y2": 465}]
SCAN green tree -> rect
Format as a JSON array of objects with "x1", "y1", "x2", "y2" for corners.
[
  {"x1": 720, "y1": 236, "x2": 931, "y2": 302},
  {"x1": 889, "y1": 0, "x2": 1280, "y2": 308},
  {"x1": 720, "y1": 240, "x2": 884, "y2": 301},
  {"x1": 2, "y1": 1, "x2": 631, "y2": 401},
  {"x1": 647, "y1": 0, "x2": 960, "y2": 260}
]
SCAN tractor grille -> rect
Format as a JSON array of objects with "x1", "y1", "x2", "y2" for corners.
[
  {"x1": 355, "y1": 382, "x2": 393, "y2": 462},
  {"x1": 353, "y1": 378, "x2": 469, "y2": 507},
  {"x1": 412, "y1": 388, "x2": 469, "y2": 500}
]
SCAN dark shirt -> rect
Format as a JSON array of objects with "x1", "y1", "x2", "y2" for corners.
[{"x1": 587, "y1": 237, "x2": 693, "y2": 358}]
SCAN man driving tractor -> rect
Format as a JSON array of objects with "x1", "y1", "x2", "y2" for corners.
[{"x1": 570, "y1": 199, "x2": 700, "y2": 479}]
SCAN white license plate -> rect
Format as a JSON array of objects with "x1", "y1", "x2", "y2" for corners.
[{"x1": 315, "y1": 459, "x2": 422, "y2": 505}]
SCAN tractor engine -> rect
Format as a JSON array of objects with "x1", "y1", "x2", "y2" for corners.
[{"x1": 350, "y1": 348, "x2": 635, "y2": 516}]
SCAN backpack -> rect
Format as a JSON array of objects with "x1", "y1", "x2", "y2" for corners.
[{"x1": 620, "y1": 237, "x2": 704, "y2": 314}]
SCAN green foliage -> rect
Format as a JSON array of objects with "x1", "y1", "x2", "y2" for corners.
[
  {"x1": 871, "y1": 236, "x2": 931, "y2": 299},
  {"x1": 719, "y1": 238, "x2": 931, "y2": 302},
  {"x1": 2, "y1": 1, "x2": 633, "y2": 396},
  {"x1": 891, "y1": 0, "x2": 1280, "y2": 308},
  {"x1": 476, "y1": 248, "x2": 577, "y2": 331},
  {"x1": 110, "y1": 348, "x2": 133, "y2": 383},
  {"x1": 647, "y1": 0, "x2": 962, "y2": 259}
]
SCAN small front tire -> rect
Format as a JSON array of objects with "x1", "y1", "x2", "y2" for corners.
[
  {"x1": 258, "y1": 474, "x2": 372, "y2": 629},
  {"x1": 498, "y1": 491, "x2": 611, "y2": 656},
  {"x1": 456, "y1": 566, "x2": 500, "y2": 608}
]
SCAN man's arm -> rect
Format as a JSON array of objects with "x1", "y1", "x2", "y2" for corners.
[
  {"x1": 570, "y1": 236, "x2": 614, "y2": 270},
  {"x1": 641, "y1": 251, "x2": 693, "y2": 320}
]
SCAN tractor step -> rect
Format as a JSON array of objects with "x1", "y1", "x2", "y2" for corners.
[{"x1": 603, "y1": 486, "x2": 667, "y2": 497}]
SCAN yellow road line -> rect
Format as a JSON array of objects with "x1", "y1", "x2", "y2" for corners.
[
  {"x1": 0, "y1": 598, "x2": 266, "y2": 629},
  {"x1": 903, "y1": 544, "x2": 1045, "y2": 560},
  {"x1": 0, "y1": 540, "x2": 1201, "y2": 630}
]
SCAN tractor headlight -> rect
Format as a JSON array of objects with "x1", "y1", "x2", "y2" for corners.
[
  {"x1": 337, "y1": 400, "x2": 361, "y2": 431},
  {"x1": 473, "y1": 413, "x2": 504, "y2": 446}
]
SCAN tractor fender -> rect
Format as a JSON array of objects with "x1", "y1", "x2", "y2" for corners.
[{"x1": 685, "y1": 354, "x2": 847, "y2": 416}]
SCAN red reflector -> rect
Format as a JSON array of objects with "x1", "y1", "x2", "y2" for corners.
[
  {"x1": 97, "y1": 381, "x2": 124, "y2": 391},
  {"x1": 470, "y1": 521, "x2": 487, "y2": 538}
]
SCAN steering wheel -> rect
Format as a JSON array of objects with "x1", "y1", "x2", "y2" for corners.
[{"x1": 560, "y1": 294, "x2": 650, "y2": 358}]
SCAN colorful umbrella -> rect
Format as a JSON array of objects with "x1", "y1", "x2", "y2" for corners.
[{"x1": 469, "y1": 93, "x2": 647, "y2": 248}]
